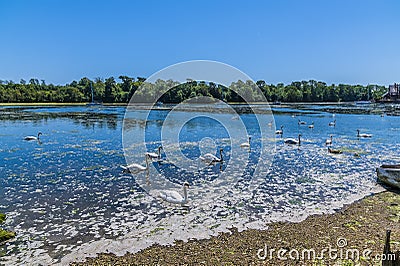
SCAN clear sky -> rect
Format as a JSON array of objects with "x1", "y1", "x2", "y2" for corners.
[{"x1": 0, "y1": 0, "x2": 399, "y2": 85}]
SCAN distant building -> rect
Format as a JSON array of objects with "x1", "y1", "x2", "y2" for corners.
[{"x1": 380, "y1": 83, "x2": 400, "y2": 102}]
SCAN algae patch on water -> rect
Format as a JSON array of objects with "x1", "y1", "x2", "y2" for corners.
[{"x1": 0, "y1": 213, "x2": 16, "y2": 243}]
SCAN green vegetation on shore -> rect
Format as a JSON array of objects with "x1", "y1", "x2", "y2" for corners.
[
  {"x1": 0, "y1": 213, "x2": 16, "y2": 243},
  {"x1": 0, "y1": 77, "x2": 386, "y2": 104}
]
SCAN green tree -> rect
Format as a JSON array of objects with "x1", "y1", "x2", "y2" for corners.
[{"x1": 104, "y1": 77, "x2": 117, "y2": 103}]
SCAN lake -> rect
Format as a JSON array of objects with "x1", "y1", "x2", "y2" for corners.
[{"x1": 0, "y1": 103, "x2": 399, "y2": 265}]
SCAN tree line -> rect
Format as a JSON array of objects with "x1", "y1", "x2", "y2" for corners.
[{"x1": 0, "y1": 77, "x2": 387, "y2": 103}]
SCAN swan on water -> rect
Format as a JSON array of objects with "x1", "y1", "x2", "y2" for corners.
[
  {"x1": 298, "y1": 119, "x2": 306, "y2": 125},
  {"x1": 24, "y1": 132, "x2": 42, "y2": 141},
  {"x1": 308, "y1": 122, "x2": 314, "y2": 129},
  {"x1": 328, "y1": 119, "x2": 336, "y2": 127},
  {"x1": 275, "y1": 126, "x2": 283, "y2": 135},
  {"x1": 325, "y1": 135, "x2": 333, "y2": 146},
  {"x1": 240, "y1": 137, "x2": 251, "y2": 148},
  {"x1": 200, "y1": 148, "x2": 223, "y2": 163},
  {"x1": 328, "y1": 147, "x2": 342, "y2": 154},
  {"x1": 284, "y1": 134, "x2": 301, "y2": 145},
  {"x1": 159, "y1": 182, "x2": 190, "y2": 205},
  {"x1": 267, "y1": 121, "x2": 273, "y2": 127},
  {"x1": 146, "y1": 146, "x2": 162, "y2": 160},
  {"x1": 357, "y1": 129, "x2": 372, "y2": 138},
  {"x1": 120, "y1": 155, "x2": 149, "y2": 174}
]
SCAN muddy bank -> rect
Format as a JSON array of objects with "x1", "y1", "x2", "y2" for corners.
[{"x1": 71, "y1": 190, "x2": 400, "y2": 265}]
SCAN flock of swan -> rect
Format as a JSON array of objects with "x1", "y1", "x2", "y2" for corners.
[
  {"x1": 120, "y1": 150, "x2": 191, "y2": 205},
  {"x1": 273, "y1": 117, "x2": 372, "y2": 155},
  {"x1": 118, "y1": 117, "x2": 366, "y2": 206},
  {"x1": 23, "y1": 131, "x2": 189, "y2": 206},
  {"x1": 22, "y1": 115, "x2": 373, "y2": 207},
  {"x1": 21, "y1": 130, "x2": 188, "y2": 206}
]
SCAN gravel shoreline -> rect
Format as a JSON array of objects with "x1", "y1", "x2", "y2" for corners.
[{"x1": 71, "y1": 190, "x2": 400, "y2": 266}]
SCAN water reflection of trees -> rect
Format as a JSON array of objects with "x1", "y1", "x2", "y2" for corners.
[
  {"x1": 0, "y1": 109, "x2": 119, "y2": 130},
  {"x1": 123, "y1": 118, "x2": 147, "y2": 130},
  {"x1": 72, "y1": 113, "x2": 118, "y2": 130}
]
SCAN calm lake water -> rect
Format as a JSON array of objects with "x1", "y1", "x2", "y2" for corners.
[{"x1": 0, "y1": 103, "x2": 399, "y2": 265}]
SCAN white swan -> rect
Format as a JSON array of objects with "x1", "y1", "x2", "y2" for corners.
[
  {"x1": 308, "y1": 122, "x2": 314, "y2": 129},
  {"x1": 275, "y1": 126, "x2": 283, "y2": 135},
  {"x1": 325, "y1": 135, "x2": 333, "y2": 146},
  {"x1": 146, "y1": 146, "x2": 162, "y2": 160},
  {"x1": 284, "y1": 134, "x2": 301, "y2": 145},
  {"x1": 159, "y1": 182, "x2": 189, "y2": 205},
  {"x1": 267, "y1": 121, "x2": 273, "y2": 127},
  {"x1": 200, "y1": 148, "x2": 223, "y2": 163},
  {"x1": 298, "y1": 119, "x2": 306, "y2": 125},
  {"x1": 328, "y1": 119, "x2": 336, "y2": 127},
  {"x1": 120, "y1": 155, "x2": 149, "y2": 174},
  {"x1": 240, "y1": 137, "x2": 251, "y2": 148},
  {"x1": 24, "y1": 132, "x2": 42, "y2": 141},
  {"x1": 357, "y1": 129, "x2": 372, "y2": 138}
]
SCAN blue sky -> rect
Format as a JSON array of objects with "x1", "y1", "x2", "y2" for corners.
[{"x1": 0, "y1": 0, "x2": 399, "y2": 85}]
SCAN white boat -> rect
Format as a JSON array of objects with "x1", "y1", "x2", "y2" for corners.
[
  {"x1": 377, "y1": 165, "x2": 400, "y2": 189},
  {"x1": 87, "y1": 82, "x2": 101, "y2": 106},
  {"x1": 355, "y1": 100, "x2": 372, "y2": 105}
]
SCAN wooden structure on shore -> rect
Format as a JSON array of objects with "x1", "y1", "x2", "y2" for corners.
[
  {"x1": 379, "y1": 83, "x2": 400, "y2": 103},
  {"x1": 382, "y1": 230, "x2": 400, "y2": 266}
]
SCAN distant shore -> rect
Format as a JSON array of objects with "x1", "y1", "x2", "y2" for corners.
[
  {"x1": 71, "y1": 190, "x2": 400, "y2": 266},
  {"x1": 0, "y1": 101, "x2": 386, "y2": 107},
  {"x1": 0, "y1": 102, "x2": 126, "y2": 106}
]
